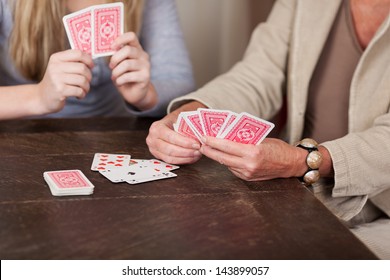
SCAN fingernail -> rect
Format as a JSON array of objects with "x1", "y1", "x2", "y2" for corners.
[
  {"x1": 201, "y1": 137, "x2": 207, "y2": 143},
  {"x1": 192, "y1": 143, "x2": 201, "y2": 149},
  {"x1": 194, "y1": 150, "x2": 201, "y2": 156}
]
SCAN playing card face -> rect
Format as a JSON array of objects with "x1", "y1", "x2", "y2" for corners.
[
  {"x1": 63, "y1": 8, "x2": 92, "y2": 54},
  {"x1": 218, "y1": 113, "x2": 274, "y2": 145},
  {"x1": 126, "y1": 172, "x2": 177, "y2": 185},
  {"x1": 91, "y1": 153, "x2": 131, "y2": 171},
  {"x1": 99, "y1": 167, "x2": 128, "y2": 183},
  {"x1": 44, "y1": 170, "x2": 94, "y2": 196},
  {"x1": 121, "y1": 159, "x2": 173, "y2": 181},
  {"x1": 140, "y1": 159, "x2": 180, "y2": 172},
  {"x1": 99, "y1": 159, "x2": 179, "y2": 184},
  {"x1": 91, "y1": 2, "x2": 124, "y2": 57},
  {"x1": 198, "y1": 109, "x2": 232, "y2": 137}
]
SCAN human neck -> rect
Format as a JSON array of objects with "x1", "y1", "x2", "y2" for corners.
[{"x1": 350, "y1": 0, "x2": 390, "y2": 49}]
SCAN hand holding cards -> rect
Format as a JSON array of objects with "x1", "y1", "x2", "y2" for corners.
[
  {"x1": 174, "y1": 109, "x2": 275, "y2": 145},
  {"x1": 63, "y1": 2, "x2": 124, "y2": 57}
]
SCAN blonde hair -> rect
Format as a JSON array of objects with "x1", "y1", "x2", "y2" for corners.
[{"x1": 9, "y1": 0, "x2": 144, "y2": 81}]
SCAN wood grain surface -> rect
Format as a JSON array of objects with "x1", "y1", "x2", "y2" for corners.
[{"x1": 0, "y1": 118, "x2": 377, "y2": 259}]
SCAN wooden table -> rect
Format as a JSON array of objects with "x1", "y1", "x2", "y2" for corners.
[{"x1": 0, "y1": 117, "x2": 377, "y2": 260}]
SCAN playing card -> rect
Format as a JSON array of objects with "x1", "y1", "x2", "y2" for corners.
[
  {"x1": 216, "y1": 112, "x2": 238, "y2": 137},
  {"x1": 121, "y1": 159, "x2": 173, "y2": 181},
  {"x1": 180, "y1": 111, "x2": 204, "y2": 141},
  {"x1": 126, "y1": 171, "x2": 177, "y2": 185},
  {"x1": 91, "y1": 153, "x2": 131, "y2": 171},
  {"x1": 91, "y1": 2, "x2": 124, "y2": 57},
  {"x1": 218, "y1": 112, "x2": 274, "y2": 145},
  {"x1": 43, "y1": 170, "x2": 94, "y2": 196},
  {"x1": 198, "y1": 109, "x2": 232, "y2": 137},
  {"x1": 139, "y1": 159, "x2": 180, "y2": 172},
  {"x1": 175, "y1": 113, "x2": 199, "y2": 140},
  {"x1": 98, "y1": 166, "x2": 128, "y2": 183},
  {"x1": 63, "y1": 7, "x2": 93, "y2": 54},
  {"x1": 98, "y1": 159, "x2": 179, "y2": 184}
]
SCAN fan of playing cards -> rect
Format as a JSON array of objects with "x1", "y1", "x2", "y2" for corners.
[
  {"x1": 174, "y1": 109, "x2": 275, "y2": 145},
  {"x1": 63, "y1": 2, "x2": 124, "y2": 57}
]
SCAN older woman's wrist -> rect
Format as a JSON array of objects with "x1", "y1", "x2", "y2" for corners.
[
  {"x1": 318, "y1": 145, "x2": 334, "y2": 177},
  {"x1": 294, "y1": 138, "x2": 324, "y2": 185},
  {"x1": 292, "y1": 145, "x2": 310, "y2": 178}
]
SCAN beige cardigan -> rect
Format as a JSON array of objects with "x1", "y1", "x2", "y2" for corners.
[{"x1": 168, "y1": 0, "x2": 390, "y2": 224}]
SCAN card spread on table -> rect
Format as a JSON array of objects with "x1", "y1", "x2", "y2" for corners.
[
  {"x1": 63, "y1": 2, "x2": 123, "y2": 57},
  {"x1": 90, "y1": 153, "x2": 131, "y2": 171},
  {"x1": 174, "y1": 108, "x2": 274, "y2": 145},
  {"x1": 95, "y1": 155, "x2": 180, "y2": 185},
  {"x1": 44, "y1": 170, "x2": 94, "y2": 196}
]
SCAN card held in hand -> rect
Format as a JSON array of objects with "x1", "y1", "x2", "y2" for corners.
[
  {"x1": 218, "y1": 112, "x2": 274, "y2": 145},
  {"x1": 91, "y1": 2, "x2": 124, "y2": 57},
  {"x1": 175, "y1": 113, "x2": 199, "y2": 141},
  {"x1": 63, "y1": 3, "x2": 124, "y2": 58},
  {"x1": 198, "y1": 109, "x2": 232, "y2": 137},
  {"x1": 63, "y1": 7, "x2": 93, "y2": 54}
]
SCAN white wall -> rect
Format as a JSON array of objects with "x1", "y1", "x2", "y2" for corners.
[{"x1": 176, "y1": 0, "x2": 274, "y2": 87}]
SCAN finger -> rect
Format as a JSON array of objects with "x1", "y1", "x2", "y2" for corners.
[
  {"x1": 153, "y1": 138, "x2": 201, "y2": 159},
  {"x1": 61, "y1": 84, "x2": 87, "y2": 99},
  {"x1": 147, "y1": 126, "x2": 201, "y2": 152},
  {"x1": 61, "y1": 62, "x2": 93, "y2": 82},
  {"x1": 149, "y1": 147, "x2": 202, "y2": 165},
  {"x1": 110, "y1": 45, "x2": 143, "y2": 69},
  {"x1": 62, "y1": 74, "x2": 90, "y2": 95},
  {"x1": 147, "y1": 117, "x2": 202, "y2": 148},
  {"x1": 114, "y1": 71, "x2": 149, "y2": 86},
  {"x1": 202, "y1": 136, "x2": 247, "y2": 157},
  {"x1": 200, "y1": 144, "x2": 243, "y2": 168},
  {"x1": 111, "y1": 32, "x2": 142, "y2": 50},
  {"x1": 161, "y1": 128, "x2": 201, "y2": 150},
  {"x1": 52, "y1": 50, "x2": 94, "y2": 68},
  {"x1": 111, "y1": 59, "x2": 143, "y2": 80}
]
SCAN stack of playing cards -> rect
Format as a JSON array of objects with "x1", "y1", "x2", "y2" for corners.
[
  {"x1": 63, "y1": 2, "x2": 124, "y2": 57},
  {"x1": 44, "y1": 170, "x2": 95, "y2": 196},
  {"x1": 91, "y1": 153, "x2": 179, "y2": 184},
  {"x1": 174, "y1": 109, "x2": 275, "y2": 145}
]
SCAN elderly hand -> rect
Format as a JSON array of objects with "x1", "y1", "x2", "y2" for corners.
[
  {"x1": 110, "y1": 32, "x2": 157, "y2": 111},
  {"x1": 199, "y1": 137, "x2": 308, "y2": 181},
  {"x1": 146, "y1": 101, "x2": 207, "y2": 164}
]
